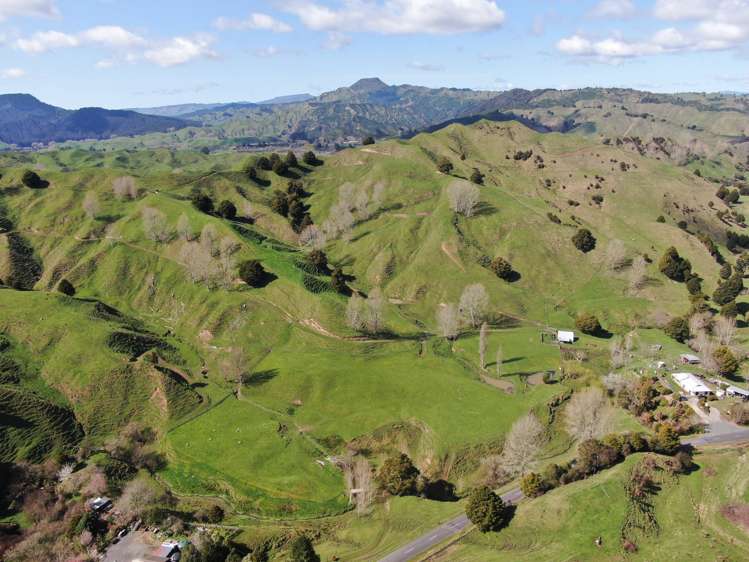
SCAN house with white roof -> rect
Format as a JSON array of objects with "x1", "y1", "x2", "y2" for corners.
[{"x1": 672, "y1": 372, "x2": 713, "y2": 397}]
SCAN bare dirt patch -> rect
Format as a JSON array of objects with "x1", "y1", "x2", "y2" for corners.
[
  {"x1": 480, "y1": 374, "x2": 515, "y2": 394},
  {"x1": 721, "y1": 504, "x2": 749, "y2": 532},
  {"x1": 441, "y1": 241, "x2": 465, "y2": 272},
  {"x1": 527, "y1": 372, "x2": 546, "y2": 385}
]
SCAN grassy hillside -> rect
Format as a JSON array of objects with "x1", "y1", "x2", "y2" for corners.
[
  {"x1": 438, "y1": 447, "x2": 749, "y2": 561},
  {"x1": 1, "y1": 118, "x2": 747, "y2": 522}
]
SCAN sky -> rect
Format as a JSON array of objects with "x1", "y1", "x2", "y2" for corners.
[{"x1": 0, "y1": 0, "x2": 747, "y2": 108}]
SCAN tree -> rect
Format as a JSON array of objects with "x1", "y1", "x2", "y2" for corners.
[
  {"x1": 437, "y1": 304, "x2": 459, "y2": 341},
  {"x1": 520, "y1": 472, "x2": 545, "y2": 497},
  {"x1": 82, "y1": 191, "x2": 100, "y2": 219},
  {"x1": 286, "y1": 151, "x2": 298, "y2": 167},
  {"x1": 238, "y1": 260, "x2": 266, "y2": 287},
  {"x1": 714, "y1": 316, "x2": 737, "y2": 346},
  {"x1": 302, "y1": 151, "x2": 319, "y2": 166},
  {"x1": 376, "y1": 453, "x2": 420, "y2": 496},
  {"x1": 720, "y1": 262, "x2": 733, "y2": 280},
  {"x1": 470, "y1": 168, "x2": 484, "y2": 185},
  {"x1": 686, "y1": 276, "x2": 702, "y2": 295},
  {"x1": 459, "y1": 283, "x2": 489, "y2": 328},
  {"x1": 447, "y1": 181, "x2": 480, "y2": 217},
  {"x1": 500, "y1": 413, "x2": 545, "y2": 476},
  {"x1": 575, "y1": 312, "x2": 602, "y2": 336},
  {"x1": 652, "y1": 424, "x2": 680, "y2": 455},
  {"x1": 565, "y1": 388, "x2": 614, "y2": 441},
  {"x1": 218, "y1": 200, "x2": 237, "y2": 220},
  {"x1": 270, "y1": 191, "x2": 289, "y2": 217},
  {"x1": 346, "y1": 294, "x2": 367, "y2": 331},
  {"x1": 272, "y1": 159, "x2": 289, "y2": 176},
  {"x1": 177, "y1": 213, "x2": 194, "y2": 241},
  {"x1": 21, "y1": 169, "x2": 46, "y2": 189},
  {"x1": 57, "y1": 279, "x2": 75, "y2": 296},
  {"x1": 713, "y1": 273, "x2": 744, "y2": 305},
  {"x1": 306, "y1": 249, "x2": 329, "y2": 274},
  {"x1": 289, "y1": 536, "x2": 320, "y2": 562},
  {"x1": 256, "y1": 156, "x2": 271, "y2": 170},
  {"x1": 490, "y1": 257, "x2": 513, "y2": 281},
  {"x1": 142, "y1": 207, "x2": 171, "y2": 242},
  {"x1": 572, "y1": 228, "x2": 596, "y2": 253},
  {"x1": 331, "y1": 267, "x2": 348, "y2": 294},
  {"x1": 465, "y1": 486, "x2": 509, "y2": 532},
  {"x1": 576, "y1": 439, "x2": 620, "y2": 475},
  {"x1": 191, "y1": 193, "x2": 214, "y2": 214},
  {"x1": 664, "y1": 317, "x2": 690, "y2": 342},
  {"x1": 437, "y1": 156, "x2": 453, "y2": 174},
  {"x1": 479, "y1": 322, "x2": 488, "y2": 369},
  {"x1": 362, "y1": 136, "x2": 375, "y2": 146},
  {"x1": 658, "y1": 247, "x2": 692, "y2": 282},
  {"x1": 714, "y1": 346, "x2": 739, "y2": 376},
  {"x1": 112, "y1": 176, "x2": 138, "y2": 199},
  {"x1": 629, "y1": 255, "x2": 648, "y2": 292}
]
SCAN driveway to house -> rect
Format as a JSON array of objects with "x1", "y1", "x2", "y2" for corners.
[
  {"x1": 104, "y1": 530, "x2": 162, "y2": 562},
  {"x1": 684, "y1": 397, "x2": 749, "y2": 446}
]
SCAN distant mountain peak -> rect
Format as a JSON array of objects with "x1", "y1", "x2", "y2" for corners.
[{"x1": 350, "y1": 78, "x2": 389, "y2": 92}]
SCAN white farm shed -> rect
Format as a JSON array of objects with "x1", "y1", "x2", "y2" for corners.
[
  {"x1": 557, "y1": 330, "x2": 575, "y2": 344},
  {"x1": 727, "y1": 386, "x2": 749, "y2": 401},
  {"x1": 680, "y1": 354, "x2": 701, "y2": 365},
  {"x1": 673, "y1": 372, "x2": 713, "y2": 397}
]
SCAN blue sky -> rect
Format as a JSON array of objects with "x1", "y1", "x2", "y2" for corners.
[{"x1": 0, "y1": 0, "x2": 747, "y2": 108}]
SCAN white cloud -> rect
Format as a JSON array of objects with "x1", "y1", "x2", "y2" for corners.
[
  {"x1": 214, "y1": 12, "x2": 292, "y2": 32},
  {"x1": 79, "y1": 26, "x2": 146, "y2": 48},
  {"x1": 254, "y1": 45, "x2": 282, "y2": 57},
  {"x1": 16, "y1": 30, "x2": 78, "y2": 53},
  {"x1": 95, "y1": 59, "x2": 115, "y2": 69},
  {"x1": 1, "y1": 67, "x2": 25, "y2": 78},
  {"x1": 322, "y1": 31, "x2": 351, "y2": 50},
  {"x1": 654, "y1": 0, "x2": 713, "y2": 21},
  {"x1": 559, "y1": 0, "x2": 749, "y2": 62},
  {"x1": 0, "y1": 0, "x2": 58, "y2": 21},
  {"x1": 286, "y1": 0, "x2": 505, "y2": 35},
  {"x1": 408, "y1": 61, "x2": 444, "y2": 71},
  {"x1": 591, "y1": 0, "x2": 635, "y2": 19},
  {"x1": 144, "y1": 35, "x2": 216, "y2": 67}
]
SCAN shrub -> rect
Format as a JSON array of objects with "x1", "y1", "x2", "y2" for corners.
[
  {"x1": 286, "y1": 151, "x2": 298, "y2": 167},
  {"x1": 572, "y1": 228, "x2": 596, "y2": 253},
  {"x1": 575, "y1": 312, "x2": 602, "y2": 336},
  {"x1": 658, "y1": 247, "x2": 692, "y2": 282},
  {"x1": 57, "y1": 279, "x2": 75, "y2": 296},
  {"x1": 218, "y1": 200, "x2": 237, "y2": 220},
  {"x1": 714, "y1": 346, "x2": 739, "y2": 376},
  {"x1": 21, "y1": 170, "x2": 46, "y2": 189},
  {"x1": 576, "y1": 439, "x2": 620, "y2": 475},
  {"x1": 306, "y1": 250, "x2": 329, "y2": 275},
  {"x1": 652, "y1": 424, "x2": 680, "y2": 455},
  {"x1": 465, "y1": 486, "x2": 510, "y2": 532},
  {"x1": 290, "y1": 536, "x2": 320, "y2": 562},
  {"x1": 302, "y1": 151, "x2": 319, "y2": 166},
  {"x1": 470, "y1": 168, "x2": 484, "y2": 185},
  {"x1": 664, "y1": 317, "x2": 690, "y2": 343},
  {"x1": 685, "y1": 276, "x2": 702, "y2": 295},
  {"x1": 330, "y1": 268, "x2": 348, "y2": 294},
  {"x1": 238, "y1": 260, "x2": 266, "y2": 288},
  {"x1": 437, "y1": 156, "x2": 453, "y2": 174},
  {"x1": 490, "y1": 257, "x2": 513, "y2": 280},
  {"x1": 191, "y1": 193, "x2": 214, "y2": 214},
  {"x1": 720, "y1": 263, "x2": 732, "y2": 280},
  {"x1": 656, "y1": 215, "x2": 665, "y2": 223},
  {"x1": 520, "y1": 472, "x2": 545, "y2": 497},
  {"x1": 362, "y1": 136, "x2": 375, "y2": 146},
  {"x1": 713, "y1": 274, "x2": 744, "y2": 306},
  {"x1": 376, "y1": 453, "x2": 420, "y2": 496}
]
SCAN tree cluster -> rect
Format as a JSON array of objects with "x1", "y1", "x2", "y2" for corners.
[{"x1": 571, "y1": 228, "x2": 596, "y2": 253}]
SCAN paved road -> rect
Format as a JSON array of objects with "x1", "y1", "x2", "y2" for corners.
[{"x1": 378, "y1": 488, "x2": 523, "y2": 562}]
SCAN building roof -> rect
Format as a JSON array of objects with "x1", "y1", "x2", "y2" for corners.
[
  {"x1": 673, "y1": 372, "x2": 712, "y2": 394},
  {"x1": 680, "y1": 353, "x2": 701, "y2": 362},
  {"x1": 557, "y1": 330, "x2": 575, "y2": 341},
  {"x1": 727, "y1": 385, "x2": 749, "y2": 397}
]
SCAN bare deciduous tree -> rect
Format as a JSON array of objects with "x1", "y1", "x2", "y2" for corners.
[
  {"x1": 688, "y1": 312, "x2": 711, "y2": 337},
  {"x1": 82, "y1": 192, "x2": 100, "y2": 219},
  {"x1": 112, "y1": 176, "x2": 138, "y2": 200},
  {"x1": 346, "y1": 291, "x2": 385, "y2": 333},
  {"x1": 177, "y1": 213, "x2": 194, "y2": 241},
  {"x1": 564, "y1": 388, "x2": 614, "y2": 442},
  {"x1": 480, "y1": 455, "x2": 509, "y2": 488},
  {"x1": 500, "y1": 413, "x2": 546, "y2": 477},
  {"x1": 459, "y1": 283, "x2": 489, "y2": 328},
  {"x1": 628, "y1": 255, "x2": 648, "y2": 292},
  {"x1": 299, "y1": 224, "x2": 325, "y2": 249},
  {"x1": 691, "y1": 330, "x2": 718, "y2": 372},
  {"x1": 142, "y1": 206, "x2": 171, "y2": 242},
  {"x1": 436, "y1": 303, "x2": 459, "y2": 341},
  {"x1": 479, "y1": 322, "x2": 488, "y2": 369},
  {"x1": 602, "y1": 372, "x2": 628, "y2": 396},
  {"x1": 605, "y1": 239, "x2": 628, "y2": 271},
  {"x1": 200, "y1": 223, "x2": 219, "y2": 256},
  {"x1": 447, "y1": 181, "x2": 480, "y2": 217},
  {"x1": 715, "y1": 316, "x2": 737, "y2": 346},
  {"x1": 346, "y1": 294, "x2": 367, "y2": 332},
  {"x1": 343, "y1": 456, "x2": 375, "y2": 515},
  {"x1": 365, "y1": 287, "x2": 385, "y2": 333}
]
